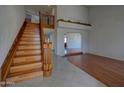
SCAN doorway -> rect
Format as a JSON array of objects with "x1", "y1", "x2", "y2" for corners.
[
  {"x1": 64, "y1": 33, "x2": 82, "y2": 56},
  {"x1": 26, "y1": 14, "x2": 32, "y2": 22}
]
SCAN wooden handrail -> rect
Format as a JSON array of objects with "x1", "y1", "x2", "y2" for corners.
[
  {"x1": 1, "y1": 21, "x2": 27, "y2": 82},
  {"x1": 39, "y1": 12, "x2": 45, "y2": 64},
  {"x1": 39, "y1": 12, "x2": 53, "y2": 77}
]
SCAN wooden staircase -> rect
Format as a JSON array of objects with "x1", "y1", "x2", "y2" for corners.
[
  {"x1": 1, "y1": 12, "x2": 54, "y2": 86},
  {"x1": 6, "y1": 23, "x2": 43, "y2": 82}
]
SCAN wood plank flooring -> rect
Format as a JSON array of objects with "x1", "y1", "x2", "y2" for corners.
[
  {"x1": 66, "y1": 53, "x2": 124, "y2": 87},
  {"x1": 6, "y1": 23, "x2": 43, "y2": 83}
]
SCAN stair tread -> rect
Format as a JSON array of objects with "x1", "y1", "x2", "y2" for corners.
[
  {"x1": 24, "y1": 30, "x2": 39, "y2": 32},
  {"x1": 17, "y1": 45, "x2": 41, "y2": 50},
  {"x1": 10, "y1": 62, "x2": 42, "y2": 73},
  {"x1": 12, "y1": 60, "x2": 41, "y2": 66},
  {"x1": 21, "y1": 37, "x2": 40, "y2": 41},
  {"x1": 22, "y1": 35, "x2": 40, "y2": 38},
  {"x1": 23, "y1": 32, "x2": 39, "y2": 35},
  {"x1": 23, "y1": 31, "x2": 39, "y2": 33},
  {"x1": 18, "y1": 44, "x2": 40, "y2": 46},
  {"x1": 13, "y1": 55, "x2": 41, "y2": 63},
  {"x1": 15, "y1": 50, "x2": 41, "y2": 57},
  {"x1": 6, "y1": 70, "x2": 43, "y2": 82},
  {"x1": 19, "y1": 41, "x2": 40, "y2": 45}
]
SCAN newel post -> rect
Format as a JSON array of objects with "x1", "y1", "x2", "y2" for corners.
[{"x1": 43, "y1": 42, "x2": 52, "y2": 77}]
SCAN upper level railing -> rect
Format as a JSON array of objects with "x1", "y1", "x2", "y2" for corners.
[
  {"x1": 41, "y1": 14, "x2": 55, "y2": 29},
  {"x1": 57, "y1": 19, "x2": 91, "y2": 26}
]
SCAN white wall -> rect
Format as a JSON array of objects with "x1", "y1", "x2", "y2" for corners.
[
  {"x1": 57, "y1": 5, "x2": 88, "y2": 23},
  {"x1": 88, "y1": 6, "x2": 124, "y2": 60},
  {"x1": 0, "y1": 6, "x2": 25, "y2": 67},
  {"x1": 56, "y1": 5, "x2": 89, "y2": 56}
]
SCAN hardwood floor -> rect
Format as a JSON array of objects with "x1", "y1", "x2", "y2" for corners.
[{"x1": 66, "y1": 53, "x2": 124, "y2": 87}]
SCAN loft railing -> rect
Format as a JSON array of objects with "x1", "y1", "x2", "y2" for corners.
[
  {"x1": 41, "y1": 14, "x2": 55, "y2": 29},
  {"x1": 39, "y1": 12, "x2": 53, "y2": 77}
]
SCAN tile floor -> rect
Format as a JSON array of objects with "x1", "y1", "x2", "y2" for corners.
[{"x1": 10, "y1": 54, "x2": 106, "y2": 87}]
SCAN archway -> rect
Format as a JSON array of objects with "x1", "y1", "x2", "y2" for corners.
[{"x1": 64, "y1": 33, "x2": 82, "y2": 56}]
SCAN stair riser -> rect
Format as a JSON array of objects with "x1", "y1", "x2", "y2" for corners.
[
  {"x1": 21, "y1": 38, "x2": 40, "y2": 41},
  {"x1": 23, "y1": 32, "x2": 39, "y2": 35},
  {"x1": 12, "y1": 61, "x2": 41, "y2": 66},
  {"x1": 23, "y1": 32, "x2": 38, "y2": 34},
  {"x1": 10, "y1": 63, "x2": 42, "y2": 73},
  {"x1": 6, "y1": 71, "x2": 43, "y2": 82},
  {"x1": 13, "y1": 56, "x2": 41, "y2": 63},
  {"x1": 15, "y1": 50, "x2": 41, "y2": 57},
  {"x1": 22, "y1": 35, "x2": 40, "y2": 38},
  {"x1": 8, "y1": 68, "x2": 42, "y2": 77},
  {"x1": 19, "y1": 41, "x2": 40, "y2": 45}
]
